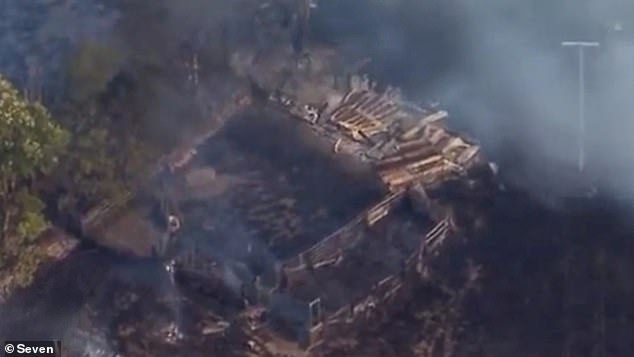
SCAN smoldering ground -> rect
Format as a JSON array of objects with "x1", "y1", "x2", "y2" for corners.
[{"x1": 2, "y1": 0, "x2": 634, "y2": 353}]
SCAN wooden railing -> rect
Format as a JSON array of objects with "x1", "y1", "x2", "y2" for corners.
[
  {"x1": 324, "y1": 215, "x2": 453, "y2": 328},
  {"x1": 283, "y1": 191, "x2": 406, "y2": 273}
]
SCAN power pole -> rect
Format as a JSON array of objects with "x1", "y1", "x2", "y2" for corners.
[{"x1": 561, "y1": 41, "x2": 600, "y2": 173}]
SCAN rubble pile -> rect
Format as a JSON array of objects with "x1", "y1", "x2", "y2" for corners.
[
  {"x1": 245, "y1": 52, "x2": 494, "y2": 350},
  {"x1": 163, "y1": 48, "x2": 496, "y2": 353}
]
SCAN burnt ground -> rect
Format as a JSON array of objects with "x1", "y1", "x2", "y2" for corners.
[
  {"x1": 0, "y1": 249, "x2": 246, "y2": 357},
  {"x1": 2, "y1": 170, "x2": 633, "y2": 357},
  {"x1": 286, "y1": 206, "x2": 431, "y2": 311},
  {"x1": 3, "y1": 1, "x2": 632, "y2": 355},
  {"x1": 179, "y1": 106, "x2": 384, "y2": 261},
  {"x1": 0, "y1": 104, "x2": 386, "y2": 355},
  {"x1": 316, "y1": 189, "x2": 634, "y2": 357},
  {"x1": 458, "y1": 192, "x2": 634, "y2": 357},
  {"x1": 1, "y1": 103, "x2": 633, "y2": 356}
]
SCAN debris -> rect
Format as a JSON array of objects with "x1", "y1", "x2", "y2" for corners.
[
  {"x1": 167, "y1": 148, "x2": 198, "y2": 172},
  {"x1": 202, "y1": 321, "x2": 230, "y2": 335},
  {"x1": 365, "y1": 190, "x2": 406, "y2": 226},
  {"x1": 333, "y1": 138, "x2": 342, "y2": 153},
  {"x1": 165, "y1": 259, "x2": 176, "y2": 275},
  {"x1": 168, "y1": 215, "x2": 181, "y2": 233},
  {"x1": 162, "y1": 322, "x2": 184, "y2": 344},
  {"x1": 400, "y1": 110, "x2": 448, "y2": 141},
  {"x1": 161, "y1": 38, "x2": 496, "y2": 354}
]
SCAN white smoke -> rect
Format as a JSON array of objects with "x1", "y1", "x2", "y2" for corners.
[{"x1": 313, "y1": 0, "x2": 634, "y2": 200}]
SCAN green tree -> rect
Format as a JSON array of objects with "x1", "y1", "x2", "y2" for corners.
[
  {"x1": 53, "y1": 38, "x2": 158, "y2": 213},
  {"x1": 0, "y1": 75, "x2": 69, "y2": 270},
  {"x1": 53, "y1": 110, "x2": 155, "y2": 213},
  {"x1": 53, "y1": 121, "x2": 127, "y2": 213}
]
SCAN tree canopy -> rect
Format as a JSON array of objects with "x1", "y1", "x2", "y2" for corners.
[
  {"x1": 0, "y1": 74, "x2": 68, "y2": 276},
  {"x1": 0, "y1": 0, "x2": 235, "y2": 286}
]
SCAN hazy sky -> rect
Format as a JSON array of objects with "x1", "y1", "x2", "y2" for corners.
[{"x1": 312, "y1": 0, "x2": 634, "y2": 200}]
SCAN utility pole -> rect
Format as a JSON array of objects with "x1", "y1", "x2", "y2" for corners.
[{"x1": 561, "y1": 41, "x2": 600, "y2": 173}]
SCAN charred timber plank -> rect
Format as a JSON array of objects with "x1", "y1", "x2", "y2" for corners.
[
  {"x1": 440, "y1": 137, "x2": 469, "y2": 154},
  {"x1": 370, "y1": 137, "x2": 398, "y2": 154},
  {"x1": 401, "y1": 111, "x2": 449, "y2": 141},
  {"x1": 366, "y1": 190, "x2": 406, "y2": 226},
  {"x1": 377, "y1": 164, "x2": 416, "y2": 179},
  {"x1": 380, "y1": 145, "x2": 425, "y2": 161},
  {"x1": 425, "y1": 219, "x2": 451, "y2": 252},
  {"x1": 342, "y1": 88, "x2": 360, "y2": 103},
  {"x1": 312, "y1": 257, "x2": 340, "y2": 269},
  {"x1": 334, "y1": 92, "x2": 371, "y2": 120},
  {"x1": 376, "y1": 147, "x2": 439, "y2": 170},
  {"x1": 336, "y1": 98, "x2": 396, "y2": 129},
  {"x1": 356, "y1": 119, "x2": 384, "y2": 131},
  {"x1": 338, "y1": 129, "x2": 364, "y2": 143},
  {"x1": 342, "y1": 115, "x2": 367, "y2": 127},
  {"x1": 378, "y1": 156, "x2": 444, "y2": 180},
  {"x1": 355, "y1": 114, "x2": 374, "y2": 130},
  {"x1": 379, "y1": 169, "x2": 412, "y2": 185},
  {"x1": 369, "y1": 103, "x2": 397, "y2": 121},
  {"x1": 396, "y1": 138, "x2": 432, "y2": 152},
  {"x1": 360, "y1": 127, "x2": 386, "y2": 138},
  {"x1": 368, "y1": 100, "x2": 392, "y2": 115},
  {"x1": 349, "y1": 93, "x2": 373, "y2": 112},
  {"x1": 366, "y1": 96, "x2": 392, "y2": 114},
  {"x1": 405, "y1": 156, "x2": 447, "y2": 173},
  {"x1": 331, "y1": 104, "x2": 353, "y2": 121},
  {"x1": 387, "y1": 164, "x2": 459, "y2": 190},
  {"x1": 432, "y1": 137, "x2": 454, "y2": 153},
  {"x1": 428, "y1": 128, "x2": 450, "y2": 146},
  {"x1": 360, "y1": 126, "x2": 384, "y2": 136},
  {"x1": 426, "y1": 219, "x2": 449, "y2": 242},
  {"x1": 372, "y1": 101, "x2": 397, "y2": 117},
  {"x1": 345, "y1": 90, "x2": 367, "y2": 106},
  {"x1": 455, "y1": 146, "x2": 481, "y2": 166},
  {"x1": 358, "y1": 93, "x2": 383, "y2": 112},
  {"x1": 331, "y1": 91, "x2": 364, "y2": 117},
  {"x1": 338, "y1": 114, "x2": 383, "y2": 132},
  {"x1": 375, "y1": 106, "x2": 401, "y2": 122},
  {"x1": 385, "y1": 173, "x2": 432, "y2": 190},
  {"x1": 377, "y1": 156, "x2": 432, "y2": 173},
  {"x1": 335, "y1": 109, "x2": 363, "y2": 123},
  {"x1": 359, "y1": 127, "x2": 385, "y2": 140},
  {"x1": 363, "y1": 99, "x2": 388, "y2": 116}
]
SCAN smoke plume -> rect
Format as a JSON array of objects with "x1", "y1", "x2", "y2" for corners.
[{"x1": 312, "y1": 0, "x2": 634, "y2": 201}]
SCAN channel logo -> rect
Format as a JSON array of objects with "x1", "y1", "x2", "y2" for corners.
[{"x1": 3, "y1": 341, "x2": 61, "y2": 356}]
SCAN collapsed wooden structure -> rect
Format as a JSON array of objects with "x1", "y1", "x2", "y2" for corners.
[
  {"x1": 169, "y1": 69, "x2": 494, "y2": 352},
  {"x1": 265, "y1": 73, "x2": 491, "y2": 349}
]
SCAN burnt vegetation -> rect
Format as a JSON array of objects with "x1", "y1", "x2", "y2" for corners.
[{"x1": 1, "y1": 1, "x2": 634, "y2": 356}]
